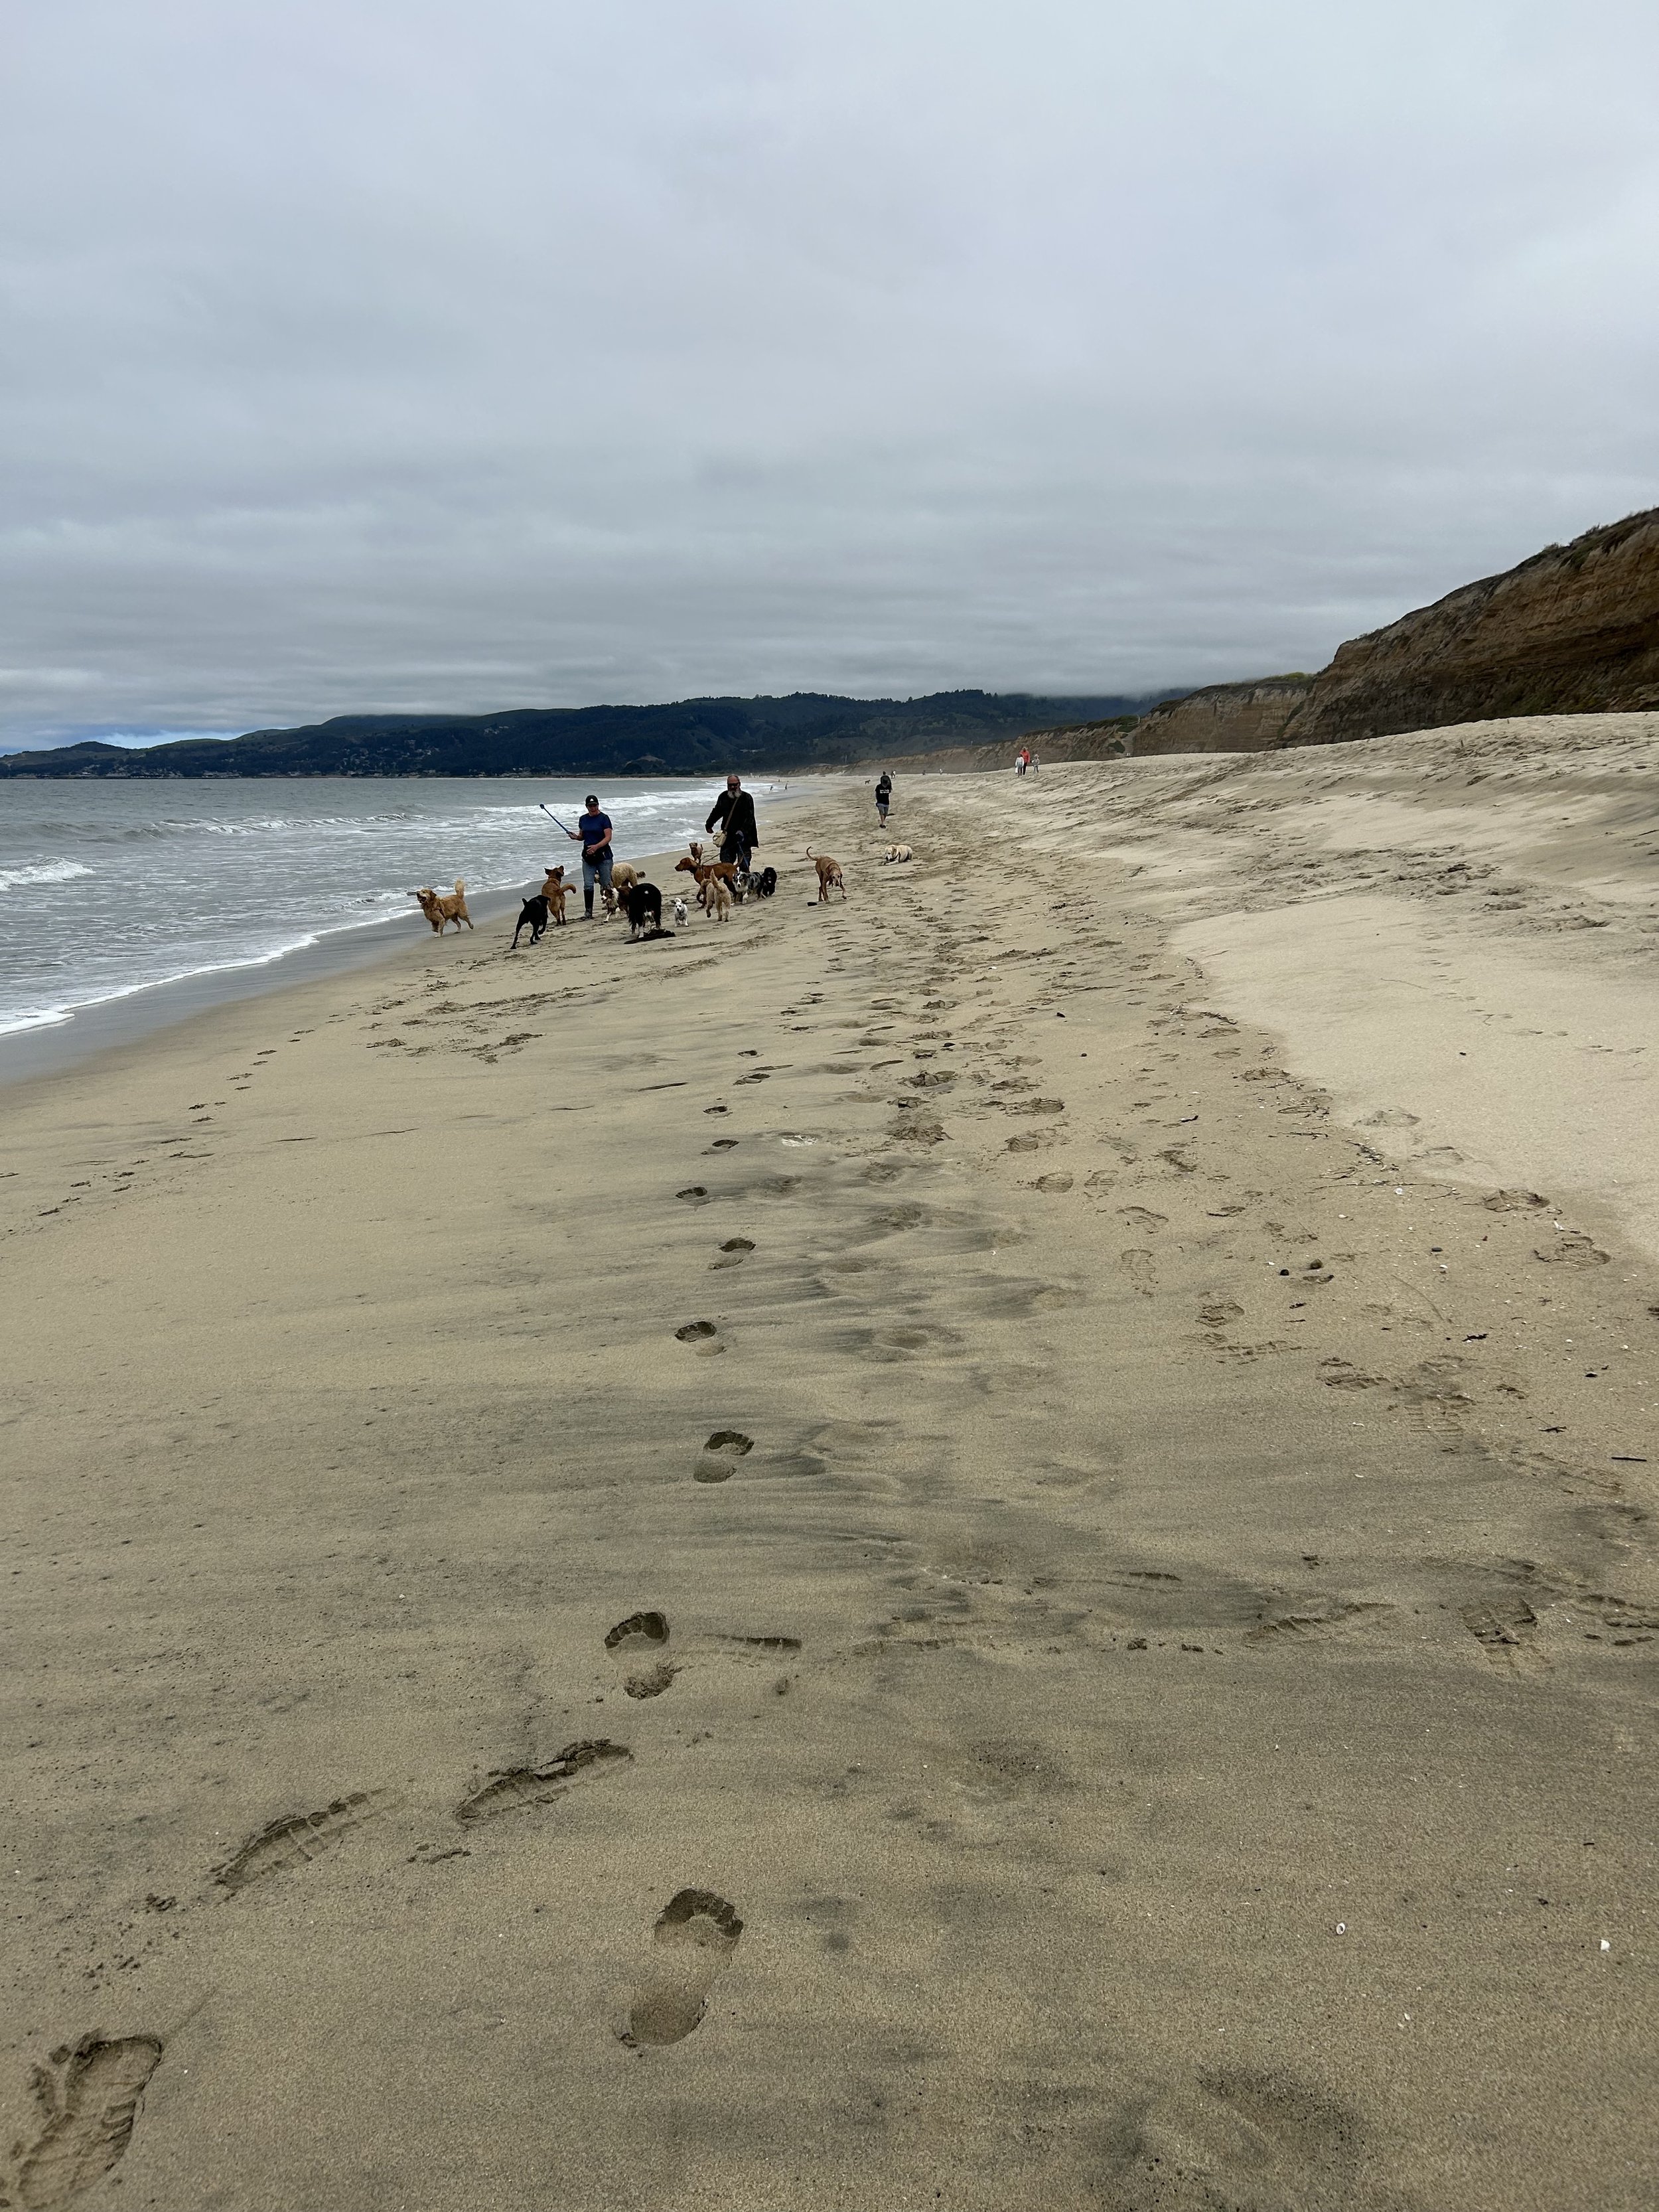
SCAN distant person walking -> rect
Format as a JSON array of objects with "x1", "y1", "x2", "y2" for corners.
[
  {"x1": 1029, "y1": 751, "x2": 1040, "y2": 774},
  {"x1": 1014, "y1": 747, "x2": 1029, "y2": 776},
  {"x1": 875, "y1": 771, "x2": 893, "y2": 827},
  {"x1": 569, "y1": 793, "x2": 614, "y2": 919},
  {"x1": 705, "y1": 774, "x2": 760, "y2": 869}
]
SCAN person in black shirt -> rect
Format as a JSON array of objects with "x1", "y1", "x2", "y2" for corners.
[
  {"x1": 705, "y1": 774, "x2": 760, "y2": 870},
  {"x1": 875, "y1": 771, "x2": 893, "y2": 827}
]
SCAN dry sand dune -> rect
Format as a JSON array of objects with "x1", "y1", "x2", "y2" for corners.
[{"x1": 1, "y1": 721, "x2": 1656, "y2": 2211}]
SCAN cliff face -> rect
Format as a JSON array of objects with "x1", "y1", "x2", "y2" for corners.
[
  {"x1": 1015, "y1": 507, "x2": 1659, "y2": 760},
  {"x1": 1277, "y1": 507, "x2": 1659, "y2": 746},
  {"x1": 1131, "y1": 676, "x2": 1315, "y2": 755}
]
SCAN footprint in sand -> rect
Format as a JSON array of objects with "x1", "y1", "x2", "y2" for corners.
[
  {"x1": 1246, "y1": 1600, "x2": 1395, "y2": 1647},
  {"x1": 864, "y1": 1321, "x2": 967, "y2": 1361},
  {"x1": 622, "y1": 1889, "x2": 745, "y2": 2047},
  {"x1": 455, "y1": 1739, "x2": 632, "y2": 1824},
  {"x1": 214, "y1": 1790, "x2": 397, "y2": 1892},
  {"x1": 674, "y1": 1319, "x2": 725, "y2": 1357},
  {"x1": 1121, "y1": 1248, "x2": 1157, "y2": 1294},
  {"x1": 1460, "y1": 1595, "x2": 1539, "y2": 1666},
  {"x1": 15, "y1": 2034, "x2": 165, "y2": 2212},
  {"x1": 693, "y1": 1430, "x2": 754, "y2": 1483},
  {"x1": 708, "y1": 1237, "x2": 755, "y2": 1270},
  {"x1": 1532, "y1": 1233, "x2": 1609, "y2": 1268},
  {"x1": 606, "y1": 1611, "x2": 677, "y2": 1699}
]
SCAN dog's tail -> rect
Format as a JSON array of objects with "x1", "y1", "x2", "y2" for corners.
[
  {"x1": 805, "y1": 848, "x2": 817, "y2": 861},
  {"x1": 454, "y1": 879, "x2": 466, "y2": 894}
]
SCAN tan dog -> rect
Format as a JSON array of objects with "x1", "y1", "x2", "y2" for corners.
[
  {"x1": 410, "y1": 879, "x2": 472, "y2": 933},
  {"x1": 883, "y1": 844, "x2": 913, "y2": 864},
  {"x1": 538, "y1": 866, "x2": 569, "y2": 926},
  {"x1": 806, "y1": 849, "x2": 846, "y2": 901},
  {"x1": 600, "y1": 861, "x2": 642, "y2": 919},
  {"x1": 706, "y1": 875, "x2": 732, "y2": 922}
]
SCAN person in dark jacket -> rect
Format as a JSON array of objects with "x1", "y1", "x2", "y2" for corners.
[{"x1": 705, "y1": 774, "x2": 760, "y2": 869}]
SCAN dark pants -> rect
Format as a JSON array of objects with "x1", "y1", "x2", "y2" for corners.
[{"x1": 719, "y1": 832, "x2": 750, "y2": 870}]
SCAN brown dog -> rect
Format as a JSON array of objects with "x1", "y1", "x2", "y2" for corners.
[
  {"x1": 674, "y1": 854, "x2": 741, "y2": 909},
  {"x1": 805, "y1": 849, "x2": 846, "y2": 901},
  {"x1": 706, "y1": 875, "x2": 732, "y2": 922},
  {"x1": 410, "y1": 879, "x2": 472, "y2": 933},
  {"x1": 538, "y1": 866, "x2": 569, "y2": 926}
]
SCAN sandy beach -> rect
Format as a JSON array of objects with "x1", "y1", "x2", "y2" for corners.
[{"x1": 3, "y1": 719, "x2": 1656, "y2": 2211}]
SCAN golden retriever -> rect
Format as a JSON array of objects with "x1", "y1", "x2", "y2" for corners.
[
  {"x1": 806, "y1": 849, "x2": 846, "y2": 901},
  {"x1": 883, "y1": 844, "x2": 913, "y2": 864},
  {"x1": 410, "y1": 879, "x2": 472, "y2": 933},
  {"x1": 538, "y1": 866, "x2": 569, "y2": 926}
]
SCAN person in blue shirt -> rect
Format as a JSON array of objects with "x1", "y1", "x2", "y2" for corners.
[{"x1": 567, "y1": 795, "x2": 613, "y2": 919}]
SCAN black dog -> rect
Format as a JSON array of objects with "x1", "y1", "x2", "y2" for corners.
[
  {"x1": 752, "y1": 865, "x2": 778, "y2": 899},
  {"x1": 624, "y1": 881, "x2": 664, "y2": 940},
  {"x1": 511, "y1": 894, "x2": 549, "y2": 948}
]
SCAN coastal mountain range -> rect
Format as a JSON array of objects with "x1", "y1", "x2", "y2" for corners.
[
  {"x1": 0, "y1": 690, "x2": 1160, "y2": 780},
  {"x1": 3, "y1": 505, "x2": 1654, "y2": 777}
]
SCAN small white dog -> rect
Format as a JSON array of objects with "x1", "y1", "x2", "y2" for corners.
[
  {"x1": 883, "y1": 844, "x2": 913, "y2": 864},
  {"x1": 672, "y1": 896, "x2": 689, "y2": 927}
]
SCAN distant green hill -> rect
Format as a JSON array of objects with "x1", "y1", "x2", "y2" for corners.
[{"x1": 0, "y1": 690, "x2": 1162, "y2": 778}]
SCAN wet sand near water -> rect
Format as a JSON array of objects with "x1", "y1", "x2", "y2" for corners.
[{"x1": 1, "y1": 728, "x2": 1656, "y2": 2209}]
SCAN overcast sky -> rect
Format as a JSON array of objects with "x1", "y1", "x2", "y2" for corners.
[{"x1": 3, "y1": 0, "x2": 1657, "y2": 746}]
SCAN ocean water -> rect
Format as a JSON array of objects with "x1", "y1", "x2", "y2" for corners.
[{"x1": 0, "y1": 775, "x2": 792, "y2": 1043}]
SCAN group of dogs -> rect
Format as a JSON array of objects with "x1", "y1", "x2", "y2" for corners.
[{"x1": 409, "y1": 835, "x2": 882, "y2": 951}]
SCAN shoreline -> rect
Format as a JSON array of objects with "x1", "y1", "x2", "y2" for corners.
[
  {"x1": 0, "y1": 782, "x2": 820, "y2": 1090},
  {"x1": 3, "y1": 727, "x2": 1653, "y2": 2211}
]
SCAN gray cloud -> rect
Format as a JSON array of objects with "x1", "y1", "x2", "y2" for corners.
[{"x1": 4, "y1": 0, "x2": 1658, "y2": 744}]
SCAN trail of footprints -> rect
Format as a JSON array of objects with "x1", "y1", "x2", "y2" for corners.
[
  {"x1": 11, "y1": 975, "x2": 997, "y2": 2197},
  {"x1": 9, "y1": 1593, "x2": 772, "y2": 2202},
  {"x1": 19, "y1": 828, "x2": 1656, "y2": 2199}
]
